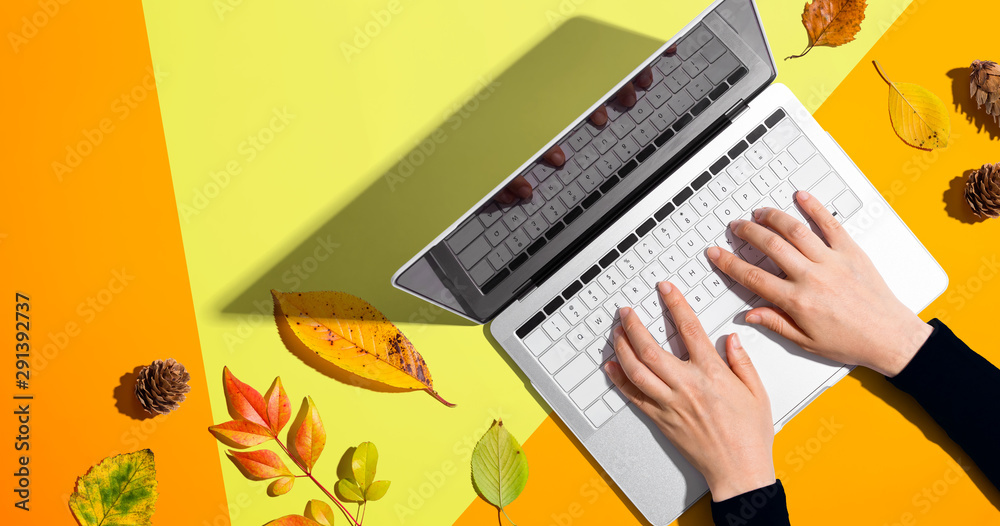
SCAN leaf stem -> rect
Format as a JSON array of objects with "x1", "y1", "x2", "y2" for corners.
[
  {"x1": 500, "y1": 507, "x2": 517, "y2": 526},
  {"x1": 274, "y1": 439, "x2": 361, "y2": 526},
  {"x1": 785, "y1": 43, "x2": 813, "y2": 60},
  {"x1": 426, "y1": 388, "x2": 456, "y2": 407},
  {"x1": 360, "y1": 501, "x2": 368, "y2": 525}
]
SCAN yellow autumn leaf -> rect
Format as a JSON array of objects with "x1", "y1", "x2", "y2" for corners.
[
  {"x1": 787, "y1": 0, "x2": 867, "y2": 60},
  {"x1": 69, "y1": 449, "x2": 158, "y2": 526},
  {"x1": 272, "y1": 290, "x2": 454, "y2": 407},
  {"x1": 874, "y1": 61, "x2": 951, "y2": 150}
]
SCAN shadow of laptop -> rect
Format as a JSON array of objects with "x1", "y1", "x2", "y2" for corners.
[{"x1": 218, "y1": 17, "x2": 664, "y2": 327}]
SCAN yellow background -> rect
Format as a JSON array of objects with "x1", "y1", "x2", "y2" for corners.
[{"x1": 133, "y1": 0, "x2": 1000, "y2": 524}]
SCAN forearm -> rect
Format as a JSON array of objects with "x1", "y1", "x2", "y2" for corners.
[
  {"x1": 887, "y1": 319, "x2": 1000, "y2": 488},
  {"x1": 711, "y1": 480, "x2": 791, "y2": 526}
]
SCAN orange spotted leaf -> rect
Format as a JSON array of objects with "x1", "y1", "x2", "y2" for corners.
[
  {"x1": 291, "y1": 396, "x2": 326, "y2": 473},
  {"x1": 229, "y1": 449, "x2": 293, "y2": 480},
  {"x1": 265, "y1": 377, "x2": 292, "y2": 435},
  {"x1": 272, "y1": 290, "x2": 453, "y2": 407},
  {"x1": 223, "y1": 366, "x2": 270, "y2": 429},
  {"x1": 786, "y1": 0, "x2": 867, "y2": 60},
  {"x1": 209, "y1": 420, "x2": 273, "y2": 448},
  {"x1": 269, "y1": 476, "x2": 295, "y2": 496}
]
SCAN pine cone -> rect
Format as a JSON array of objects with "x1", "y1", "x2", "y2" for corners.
[
  {"x1": 965, "y1": 163, "x2": 1000, "y2": 218},
  {"x1": 134, "y1": 358, "x2": 191, "y2": 415},
  {"x1": 970, "y1": 60, "x2": 1000, "y2": 123}
]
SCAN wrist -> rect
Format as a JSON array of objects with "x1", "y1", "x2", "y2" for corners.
[
  {"x1": 875, "y1": 316, "x2": 933, "y2": 377},
  {"x1": 708, "y1": 466, "x2": 776, "y2": 502}
]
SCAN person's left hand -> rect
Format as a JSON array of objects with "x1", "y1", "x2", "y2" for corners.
[{"x1": 606, "y1": 281, "x2": 776, "y2": 501}]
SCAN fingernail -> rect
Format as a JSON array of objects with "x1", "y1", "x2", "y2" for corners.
[
  {"x1": 753, "y1": 208, "x2": 767, "y2": 220},
  {"x1": 732, "y1": 333, "x2": 742, "y2": 348},
  {"x1": 746, "y1": 313, "x2": 761, "y2": 324},
  {"x1": 619, "y1": 306, "x2": 632, "y2": 317},
  {"x1": 797, "y1": 190, "x2": 811, "y2": 201},
  {"x1": 730, "y1": 219, "x2": 745, "y2": 229},
  {"x1": 604, "y1": 362, "x2": 616, "y2": 374},
  {"x1": 707, "y1": 246, "x2": 721, "y2": 260},
  {"x1": 658, "y1": 281, "x2": 673, "y2": 294},
  {"x1": 517, "y1": 186, "x2": 532, "y2": 199}
]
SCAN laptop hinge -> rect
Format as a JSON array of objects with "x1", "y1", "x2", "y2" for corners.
[
  {"x1": 513, "y1": 280, "x2": 535, "y2": 303},
  {"x1": 724, "y1": 99, "x2": 750, "y2": 122}
]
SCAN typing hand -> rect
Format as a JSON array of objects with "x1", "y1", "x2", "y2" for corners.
[
  {"x1": 606, "y1": 282, "x2": 775, "y2": 501},
  {"x1": 492, "y1": 65, "x2": 655, "y2": 205},
  {"x1": 708, "y1": 191, "x2": 933, "y2": 377}
]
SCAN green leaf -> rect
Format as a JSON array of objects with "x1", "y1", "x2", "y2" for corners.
[
  {"x1": 471, "y1": 419, "x2": 528, "y2": 512},
  {"x1": 69, "y1": 449, "x2": 158, "y2": 526},
  {"x1": 352, "y1": 442, "x2": 378, "y2": 494},
  {"x1": 365, "y1": 480, "x2": 391, "y2": 501},
  {"x1": 336, "y1": 479, "x2": 365, "y2": 502},
  {"x1": 304, "y1": 499, "x2": 335, "y2": 526}
]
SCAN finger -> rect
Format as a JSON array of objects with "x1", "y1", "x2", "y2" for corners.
[
  {"x1": 730, "y1": 219, "x2": 810, "y2": 275},
  {"x1": 707, "y1": 246, "x2": 793, "y2": 306},
  {"x1": 589, "y1": 106, "x2": 609, "y2": 126},
  {"x1": 543, "y1": 145, "x2": 566, "y2": 167},
  {"x1": 618, "y1": 307, "x2": 681, "y2": 385},
  {"x1": 604, "y1": 360, "x2": 660, "y2": 413},
  {"x1": 796, "y1": 190, "x2": 854, "y2": 249},
  {"x1": 507, "y1": 176, "x2": 533, "y2": 200},
  {"x1": 752, "y1": 207, "x2": 829, "y2": 263},
  {"x1": 657, "y1": 282, "x2": 720, "y2": 365},
  {"x1": 611, "y1": 326, "x2": 673, "y2": 403},
  {"x1": 494, "y1": 188, "x2": 516, "y2": 204},
  {"x1": 725, "y1": 333, "x2": 766, "y2": 398},
  {"x1": 745, "y1": 305, "x2": 811, "y2": 348},
  {"x1": 634, "y1": 67, "x2": 653, "y2": 90},
  {"x1": 664, "y1": 44, "x2": 678, "y2": 56},
  {"x1": 617, "y1": 82, "x2": 637, "y2": 107}
]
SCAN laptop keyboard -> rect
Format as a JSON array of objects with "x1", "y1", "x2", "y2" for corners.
[
  {"x1": 514, "y1": 108, "x2": 864, "y2": 429},
  {"x1": 445, "y1": 23, "x2": 748, "y2": 293}
]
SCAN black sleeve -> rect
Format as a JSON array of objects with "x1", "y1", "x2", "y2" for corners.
[
  {"x1": 886, "y1": 318, "x2": 1000, "y2": 488},
  {"x1": 711, "y1": 480, "x2": 790, "y2": 526}
]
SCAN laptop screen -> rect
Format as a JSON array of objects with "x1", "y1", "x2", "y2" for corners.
[{"x1": 393, "y1": 0, "x2": 776, "y2": 323}]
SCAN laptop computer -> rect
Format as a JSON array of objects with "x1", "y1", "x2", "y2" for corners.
[{"x1": 392, "y1": 0, "x2": 948, "y2": 523}]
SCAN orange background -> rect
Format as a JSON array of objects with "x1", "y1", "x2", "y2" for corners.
[
  {"x1": 455, "y1": 0, "x2": 1000, "y2": 524},
  {"x1": 1, "y1": 1, "x2": 229, "y2": 525}
]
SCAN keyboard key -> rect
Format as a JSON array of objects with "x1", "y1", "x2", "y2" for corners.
[
  {"x1": 703, "y1": 272, "x2": 732, "y2": 297},
  {"x1": 523, "y1": 329, "x2": 551, "y2": 356},
  {"x1": 578, "y1": 167, "x2": 603, "y2": 193},
  {"x1": 733, "y1": 184, "x2": 762, "y2": 210},
  {"x1": 539, "y1": 177, "x2": 563, "y2": 200},
  {"x1": 833, "y1": 190, "x2": 862, "y2": 217},
  {"x1": 594, "y1": 127, "x2": 618, "y2": 154},
  {"x1": 701, "y1": 38, "x2": 726, "y2": 62},
  {"x1": 541, "y1": 340, "x2": 576, "y2": 373},
  {"x1": 458, "y1": 236, "x2": 491, "y2": 268},
  {"x1": 568, "y1": 127, "x2": 592, "y2": 151},
  {"x1": 571, "y1": 370, "x2": 615, "y2": 408},
  {"x1": 557, "y1": 353, "x2": 598, "y2": 390},
  {"x1": 502, "y1": 206, "x2": 528, "y2": 231},
  {"x1": 629, "y1": 98, "x2": 654, "y2": 123},
  {"x1": 599, "y1": 267, "x2": 626, "y2": 294},
  {"x1": 656, "y1": 53, "x2": 682, "y2": 75},
  {"x1": 668, "y1": 91, "x2": 695, "y2": 115},
  {"x1": 505, "y1": 228, "x2": 530, "y2": 254},
  {"x1": 613, "y1": 136, "x2": 639, "y2": 162},
  {"x1": 647, "y1": 82, "x2": 672, "y2": 108},
  {"x1": 567, "y1": 324, "x2": 596, "y2": 351},
  {"x1": 640, "y1": 290, "x2": 666, "y2": 320},
  {"x1": 659, "y1": 245, "x2": 685, "y2": 272},
  {"x1": 716, "y1": 228, "x2": 745, "y2": 252},
  {"x1": 585, "y1": 400, "x2": 614, "y2": 426},
  {"x1": 750, "y1": 167, "x2": 780, "y2": 195},
  {"x1": 788, "y1": 136, "x2": 816, "y2": 163},
  {"x1": 727, "y1": 156, "x2": 754, "y2": 183},
  {"x1": 738, "y1": 242, "x2": 765, "y2": 264},
  {"x1": 604, "y1": 388, "x2": 627, "y2": 412},
  {"x1": 696, "y1": 214, "x2": 725, "y2": 241},
  {"x1": 555, "y1": 159, "x2": 583, "y2": 185},
  {"x1": 672, "y1": 203, "x2": 698, "y2": 231},
  {"x1": 635, "y1": 237, "x2": 660, "y2": 263},
  {"x1": 576, "y1": 144, "x2": 600, "y2": 169},
  {"x1": 447, "y1": 218, "x2": 484, "y2": 253},
  {"x1": 714, "y1": 197, "x2": 740, "y2": 223},
  {"x1": 789, "y1": 154, "x2": 832, "y2": 191},
  {"x1": 558, "y1": 181, "x2": 585, "y2": 208},
  {"x1": 560, "y1": 296, "x2": 587, "y2": 324},
  {"x1": 705, "y1": 53, "x2": 739, "y2": 84},
  {"x1": 597, "y1": 155, "x2": 623, "y2": 178},
  {"x1": 679, "y1": 259, "x2": 708, "y2": 288},
  {"x1": 763, "y1": 120, "x2": 799, "y2": 153},
  {"x1": 650, "y1": 107, "x2": 676, "y2": 131},
  {"x1": 691, "y1": 188, "x2": 718, "y2": 215},
  {"x1": 687, "y1": 284, "x2": 711, "y2": 312},
  {"x1": 610, "y1": 115, "x2": 637, "y2": 139},
  {"x1": 616, "y1": 250, "x2": 642, "y2": 277},
  {"x1": 676, "y1": 25, "x2": 712, "y2": 60},
  {"x1": 586, "y1": 336, "x2": 616, "y2": 365},
  {"x1": 687, "y1": 73, "x2": 712, "y2": 100},
  {"x1": 523, "y1": 214, "x2": 547, "y2": 239},
  {"x1": 653, "y1": 220, "x2": 681, "y2": 246},
  {"x1": 678, "y1": 230, "x2": 704, "y2": 258},
  {"x1": 769, "y1": 151, "x2": 797, "y2": 178},
  {"x1": 543, "y1": 312, "x2": 571, "y2": 340},
  {"x1": 811, "y1": 172, "x2": 846, "y2": 205},
  {"x1": 640, "y1": 261, "x2": 667, "y2": 288},
  {"x1": 541, "y1": 200, "x2": 568, "y2": 223},
  {"x1": 469, "y1": 259, "x2": 493, "y2": 285},
  {"x1": 665, "y1": 68, "x2": 691, "y2": 93},
  {"x1": 622, "y1": 276, "x2": 650, "y2": 304},
  {"x1": 487, "y1": 245, "x2": 513, "y2": 269},
  {"x1": 746, "y1": 142, "x2": 773, "y2": 169},
  {"x1": 708, "y1": 174, "x2": 736, "y2": 200},
  {"x1": 602, "y1": 291, "x2": 629, "y2": 318},
  {"x1": 682, "y1": 54, "x2": 709, "y2": 77},
  {"x1": 631, "y1": 119, "x2": 658, "y2": 147},
  {"x1": 771, "y1": 181, "x2": 795, "y2": 209},
  {"x1": 584, "y1": 309, "x2": 612, "y2": 336},
  {"x1": 580, "y1": 283, "x2": 609, "y2": 309},
  {"x1": 646, "y1": 314, "x2": 676, "y2": 344}
]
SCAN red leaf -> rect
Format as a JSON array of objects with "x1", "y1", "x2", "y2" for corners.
[
  {"x1": 223, "y1": 366, "x2": 270, "y2": 429},
  {"x1": 264, "y1": 515, "x2": 323, "y2": 526},
  {"x1": 265, "y1": 377, "x2": 291, "y2": 436},
  {"x1": 291, "y1": 396, "x2": 326, "y2": 472},
  {"x1": 229, "y1": 449, "x2": 293, "y2": 480},
  {"x1": 209, "y1": 420, "x2": 273, "y2": 448}
]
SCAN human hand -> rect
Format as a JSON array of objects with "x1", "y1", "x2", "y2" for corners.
[
  {"x1": 707, "y1": 191, "x2": 933, "y2": 377},
  {"x1": 493, "y1": 65, "x2": 655, "y2": 204},
  {"x1": 606, "y1": 281, "x2": 775, "y2": 501}
]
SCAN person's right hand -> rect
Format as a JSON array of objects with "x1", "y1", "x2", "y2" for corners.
[{"x1": 706, "y1": 190, "x2": 933, "y2": 377}]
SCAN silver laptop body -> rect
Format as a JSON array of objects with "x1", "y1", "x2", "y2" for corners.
[{"x1": 392, "y1": 1, "x2": 947, "y2": 523}]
